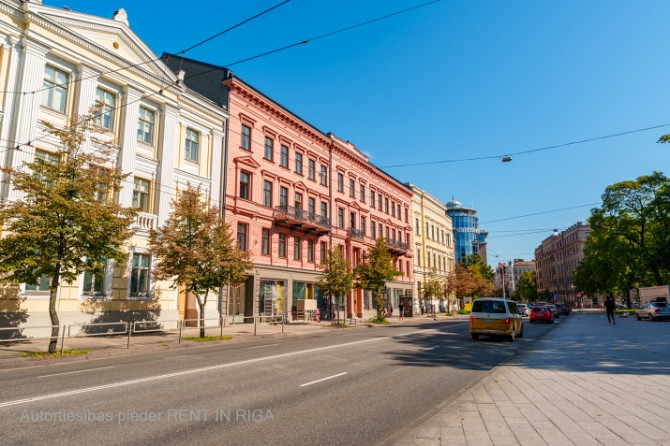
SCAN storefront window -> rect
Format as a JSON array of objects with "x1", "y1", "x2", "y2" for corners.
[{"x1": 259, "y1": 280, "x2": 287, "y2": 316}]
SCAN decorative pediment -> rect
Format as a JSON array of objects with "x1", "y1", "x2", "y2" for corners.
[{"x1": 234, "y1": 156, "x2": 261, "y2": 169}]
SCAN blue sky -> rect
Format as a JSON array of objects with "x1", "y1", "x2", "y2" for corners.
[{"x1": 45, "y1": 0, "x2": 669, "y2": 266}]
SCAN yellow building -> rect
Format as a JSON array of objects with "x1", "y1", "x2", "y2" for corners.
[
  {"x1": 0, "y1": 1, "x2": 227, "y2": 332},
  {"x1": 407, "y1": 183, "x2": 456, "y2": 314}
]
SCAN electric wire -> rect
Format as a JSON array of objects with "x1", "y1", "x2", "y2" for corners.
[{"x1": 480, "y1": 203, "x2": 600, "y2": 225}]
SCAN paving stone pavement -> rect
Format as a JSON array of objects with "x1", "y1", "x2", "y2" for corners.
[{"x1": 394, "y1": 312, "x2": 670, "y2": 446}]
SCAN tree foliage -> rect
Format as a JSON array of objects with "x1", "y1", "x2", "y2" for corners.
[
  {"x1": 0, "y1": 114, "x2": 136, "y2": 352},
  {"x1": 315, "y1": 247, "x2": 353, "y2": 321},
  {"x1": 514, "y1": 271, "x2": 538, "y2": 301},
  {"x1": 149, "y1": 186, "x2": 251, "y2": 337},
  {"x1": 422, "y1": 268, "x2": 444, "y2": 314},
  {"x1": 574, "y1": 172, "x2": 670, "y2": 299},
  {"x1": 445, "y1": 263, "x2": 476, "y2": 299},
  {"x1": 354, "y1": 238, "x2": 401, "y2": 318}
]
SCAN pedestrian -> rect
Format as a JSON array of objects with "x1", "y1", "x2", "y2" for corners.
[
  {"x1": 604, "y1": 296, "x2": 616, "y2": 325},
  {"x1": 399, "y1": 301, "x2": 404, "y2": 320},
  {"x1": 388, "y1": 303, "x2": 393, "y2": 318}
]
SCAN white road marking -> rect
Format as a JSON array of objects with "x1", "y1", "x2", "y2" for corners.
[
  {"x1": 248, "y1": 343, "x2": 279, "y2": 349},
  {"x1": 299, "y1": 372, "x2": 348, "y2": 387},
  {"x1": 37, "y1": 366, "x2": 115, "y2": 379},
  {"x1": 422, "y1": 346, "x2": 438, "y2": 351},
  {"x1": 0, "y1": 336, "x2": 388, "y2": 408}
]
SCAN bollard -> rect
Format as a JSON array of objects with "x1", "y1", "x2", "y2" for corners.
[
  {"x1": 220, "y1": 317, "x2": 223, "y2": 338},
  {"x1": 127, "y1": 323, "x2": 132, "y2": 349},
  {"x1": 254, "y1": 316, "x2": 257, "y2": 336},
  {"x1": 282, "y1": 315, "x2": 285, "y2": 333},
  {"x1": 178, "y1": 320, "x2": 183, "y2": 344}
]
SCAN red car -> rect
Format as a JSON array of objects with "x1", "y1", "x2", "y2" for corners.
[{"x1": 530, "y1": 305, "x2": 554, "y2": 324}]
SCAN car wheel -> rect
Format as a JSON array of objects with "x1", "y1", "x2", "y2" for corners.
[
  {"x1": 471, "y1": 333, "x2": 479, "y2": 340},
  {"x1": 636, "y1": 314, "x2": 641, "y2": 321},
  {"x1": 508, "y1": 331, "x2": 515, "y2": 342},
  {"x1": 518, "y1": 324, "x2": 524, "y2": 338},
  {"x1": 530, "y1": 319, "x2": 534, "y2": 324},
  {"x1": 651, "y1": 315, "x2": 657, "y2": 322}
]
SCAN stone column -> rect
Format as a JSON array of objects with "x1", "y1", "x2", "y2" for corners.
[
  {"x1": 117, "y1": 85, "x2": 141, "y2": 208},
  {"x1": 156, "y1": 103, "x2": 177, "y2": 227}
]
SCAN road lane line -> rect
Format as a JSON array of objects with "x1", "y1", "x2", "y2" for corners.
[
  {"x1": 422, "y1": 346, "x2": 438, "y2": 351},
  {"x1": 0, "y1": 336, "x2": 389, "y2": 409},
  {"x1": 299, "y1": 372, "x2": 348, "y2": 387},
  {"x1": 248, "y1": 343, "x2": 279, "y2": 349},
  {"x1": 37, "y1": 366, "x2": 115, "y2": 379}
]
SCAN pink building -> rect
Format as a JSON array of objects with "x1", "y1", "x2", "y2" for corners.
[{"x1": 165, "y1": 56, "x2": 413, "y2": 319}]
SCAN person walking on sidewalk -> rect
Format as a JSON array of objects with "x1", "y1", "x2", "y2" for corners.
[
  {"x1": 604, "y1": 296, "x2": 616, "y2": 325},
  {"x1": 399, "y1": 301, "x2": 404, "y2": 320}
]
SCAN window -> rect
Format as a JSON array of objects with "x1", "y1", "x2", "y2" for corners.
[
  {"x1": 378, "y1": 194, "x2": 382, "y2": 210},
  {"x1": 133, "y1": 178, "x2": 150, "y2": 212},
  {"x1": 360, "y1": 216, "x2": 366, "y2": 236},
  {"x1": 379, "y1": 223, "x2": 383, "y2": 239},
  {"x1": 349, "y1": 179, "x2": 355, "y2": 197},
  {"x1": 278, "y1": 234, "x2": 286, "y2": 257},
  {"x1": 308, "y1": 159, "x2": 315, "y2": 180},
  {"x1": 360, "y1": 185, "x2": 365, "y2": 202},
  {"x1": 371, "y1": 221, "x2": 376, "y2": 239},
  {"x1": 320, "y1": 242, "x2": 327, "y2": 262},
  {"x1": 295, "y1": 152, "x2": 303, "y2": 174},
  {"x1": 337, "y1": 208, "x2": 344, "y2": 229},
  {"x1": 392, "y1": 228, "x2": 396, "y2": 241},
  {"x1": 397, "y1": 205, "x2": 401, "y2": 219},
  {"x1": 416, "y1": 218, "x2": 420, "y2": 235},
  {"x1": 320, "y1": 166, "x2": 327, "y2": 185},
  {"x1": 184, "y1": 128, "x2": 200, "y2": 163},
  {"x1": 279, "y1": 186, "x2": 288, "y2": 207},
  {"x1": 308, "y1": 197, "x2": 315, "y2": 216},
  {"x1": 280, "y1": 145, "x2": 289, "y2": 167},
  {"x1": 350, "y1": 212, "x2": 356, "y2": 228},
  {"x1": 385, "y1": 198, "x2": 389, "y2": 214},
  {"x1": 370, "y1": 191, "x2": 375, "y2": 208},
  {"x1": 391, "y1": 201, "x2": 395, "y2": 217},
  {"x1": 83, "y1": 264, "x2": 106, "y2": 295},
  {"x1": 337, "y1": 173, "x2": 344, "y2": 192},
  {"x1": 34, "y1": 149, "x2": 59, "y2": 188},
  {"x1": 94, "y1": 87, "x2": 116, "y2": 130},
  {"x1": 264, "y1": 137, "x2": 274, "y2": 161},
  {"x1": 130, "y1": 253, "x2": 150, "y2": 297},
  {"x1": 263, "y1": 180, "x2": 273, "y2": 207},
  {"x1": 239, "y1": 171, "x2": 250, "y2": 200},
  {"x1": 137, "y1": 106, "x2": 155, "y2": 145},
  {"x1": 241, "y1": 124, "x2": 251, "y2": 150},
  {"x1": 405, "y1": 208, "x2": 408, "y2": 223},
  {"x1": 320, "y1": 202, "x2": 328, "y2": 218},
  {"x1": 294, "y1": 237, "x2": 301, "y2": 260},
  {"x1": 432, "y1": 225, "x2": 435, "y2": 240},
  {"x1": 294, "y1": 192, "x2": 302, "y2": 210},
  {"x1": 237, "y1": 223, "x2": 247, "y2": 251},
  {"x1": 41, "y1": 65, "x2": 68, "y2": 113},
  {"x1": 307, "y1": 240, "x2": 314, "y2": 262},
  {"x1": 25, "y1": 275, "x2": 50, "y2": 292},
  {"x1": 261, "y1": 229, "x2": 270, "y2": 255}
]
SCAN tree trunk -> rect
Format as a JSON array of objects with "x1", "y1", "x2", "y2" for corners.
[
  {"x1": 48, "y1": 264, "x2": 62, "y2": 353},
  {"x1": 197, "y1": 291, "x2": 208, "y2": 338}
]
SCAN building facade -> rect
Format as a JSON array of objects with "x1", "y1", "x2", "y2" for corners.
[
  {"x1": 165, "y1": 56, "x2": 414, "y2": 320},
  {"x1": 534, "y1": 222, "x2": 590, "y2": 303},
  {"x1": 445, "y1": 198, "x2": 488, "y2": 264},
  {"x1": 407, "y1": 183, "x2": 456, "y2": 313},
  {"x1": 0, "y1": 2, "x2": 227, "y2": 330},
  {"x1": 494, "y1": 260, "x2": 535, "y2": 297}
]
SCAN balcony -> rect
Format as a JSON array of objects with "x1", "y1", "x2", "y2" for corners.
[
  {"x1": 273, "y1": 205, "x2": 331, "y2": 236},
  {"x1": 134, "y1": 212, "x2": 157, "y2": 234},
  {"x1": 385, "y1": 237, "x2": 408, "y2": 255},
  {"x1": 347, "y1": 227, "x2": 365, "y2": 240}
]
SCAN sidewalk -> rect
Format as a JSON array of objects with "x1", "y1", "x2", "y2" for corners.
[
  {"x1": 0, "y1": 314, "x2": 462, "y2": 370},
  {"x1": 394, "y1": 312, "x2": 670, "y2": 446}
]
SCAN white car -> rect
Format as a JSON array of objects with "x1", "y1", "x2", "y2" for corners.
[
  {"x1": 635, "y1": 302, "x2": 670, "y2": 321},
  {"x1": 517, "y1": 303, "x2": 531, "y2": 317}
]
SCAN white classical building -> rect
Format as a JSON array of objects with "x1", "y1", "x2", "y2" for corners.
[
  {"x1": 406, "y1": 183, "x2": 456, "y2": 315},
  {"x1": 0, "y1": 1, "x2": 228, "y2": 330}
]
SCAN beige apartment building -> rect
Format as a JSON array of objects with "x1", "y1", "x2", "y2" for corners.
[
  {"x1": 534, "y1": 222, "x2": 590, "y2": 303},
  {"x1": 407, "y1": 183, "x2": 456, "y2": 314}
]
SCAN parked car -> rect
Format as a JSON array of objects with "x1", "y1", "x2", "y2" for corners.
[
  {"x1": 469, "y1": 298, "x2": 524, "y2": 342},
  {"x1": 635, "y1": 302, "x2": 670, "y2": 321},
  {"x1": 529, "y1": 305, "x2": 554, "y2": 324},
  {"x1": 547, "y1": 304, "x2": 559, "y2": 318},
  {"x1": 554, "y1": 302, "x2": 571, "y2": 315},
  {"x1": 517, "y1": 303, "x2": 530, "y2": 317}
]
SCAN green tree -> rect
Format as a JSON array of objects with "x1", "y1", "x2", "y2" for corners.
[
  {"x1": 0, "y1": 115, "x2": 136, "y2": 352},
  {"x1": 315, "y1": 247, "x2": 353, "y2": 323},
  {"x1": 422, "y1": 268, "x2": 443, "y2": 316},
  {"x1": 445, "y1": 263, "x2": 475, "y2": 307},
  {"x1": 461, "y1": 254, "x2": 494, "y2": 297},
  {"x1": 515, "y1": 271, "x2": 538, "y2": 301},
  {"x1": 354, "y1": 238, "x2": 401, "y2": 320},
  {"x1": 149, "y1": 186, "x2": 251, "y2": 337}
]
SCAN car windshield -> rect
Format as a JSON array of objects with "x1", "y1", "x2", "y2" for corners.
[
  {"x1": 655, "y1": 303, "x2": 668, "y2": 308},
  {"x1": 532, "y1": 307, "x2": 546, "y2": 312}
]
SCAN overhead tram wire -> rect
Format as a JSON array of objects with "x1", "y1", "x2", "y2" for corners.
[
  {"x1": 378, "y1": 123, "x2": 670, "y2": 169},
  {"x1": 480, "y1": 203, "x2": 600, "y2": 225},
  {"x1": 6, "y1": 1, "x2": 293, "y2": 153}
]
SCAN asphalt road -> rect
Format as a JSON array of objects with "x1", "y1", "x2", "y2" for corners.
[{"x1": 0, "y1": 318, "x2": 560, "y2": 446}]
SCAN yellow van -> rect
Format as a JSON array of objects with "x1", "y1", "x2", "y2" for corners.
[{"x1": 469, "y1": 297, "x2": 523, "y2": 342}]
